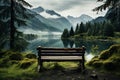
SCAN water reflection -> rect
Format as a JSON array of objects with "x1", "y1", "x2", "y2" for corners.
[
  {"x1": 61, "y1": 39, "x2": 115, "y2": 54},
  {"x1": 61, "y1": 39, "x2": 115, "y2": 61},
  {"x1": 26, "y1": 36, "x2": 115, "y2": 61}
]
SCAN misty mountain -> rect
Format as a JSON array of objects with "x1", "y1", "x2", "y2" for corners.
[
  {"x1": 91, "y1": 16, "x2": 106, "y2": 23},
  {"x1": 67, "y1": 14, "x2": 93, "y2": 27},
  {"x1": 32, "y1": 6, "x2": 44, "y2": 13},
  {"x1": 31, "y1": 6, "x2": 72, "y2": 31},
  {"x1": 46, "y1": 10, "x2": 61, "y2": 17},
  {"x1": 18, "y1": 9, "x2": 61, "y2": 33}
]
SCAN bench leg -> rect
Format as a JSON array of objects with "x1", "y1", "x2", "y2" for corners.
[
  {"x1": 39, "y1": 61, "x2": 44, "y2": 72},
  {"x1": 81, "y1": 61, "x2": 85, "y2": 73},
  {"x1": 38, "y1": 61, "x2": 43, "y2": 72},
  {"x1": 38, "y1": 58, "x2": 43, "y2": 72}
]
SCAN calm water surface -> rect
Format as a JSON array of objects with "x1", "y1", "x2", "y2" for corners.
[{"x1": 26, "y1": 35, "x2": 115, "y2": 61}]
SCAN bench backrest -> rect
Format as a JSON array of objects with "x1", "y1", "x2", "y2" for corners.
[
  {"x1": 37, "y1": 46, "x2": 85, "y2": 60},
  {"x1": 37, "y1": 46, "x2": 86, "y2": 71}
]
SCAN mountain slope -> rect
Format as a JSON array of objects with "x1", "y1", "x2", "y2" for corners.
[
  {"x1": 18, "y1": 9, "x2": 61, "y2": 33},
  {"x1": 67, "y1": 14, "x2": 93, "y2": 27},
  {"x1": 91, "y1": 16, "x2": 106, "y2": 23},
  {"x1": 31, "y1": 6, "x2": 72, "y2": 31}
]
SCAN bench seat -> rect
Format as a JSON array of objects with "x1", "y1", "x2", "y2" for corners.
[{"x1": 41, "y1": 56, "x2": 82, "y2": 61}]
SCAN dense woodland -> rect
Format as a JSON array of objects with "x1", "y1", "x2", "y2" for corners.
[{"x1": 61, "y1": 21, "x2": 115, "y2": 38}]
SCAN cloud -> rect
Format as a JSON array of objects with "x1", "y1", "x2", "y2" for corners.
[
  {"x1": 25, "y1": 0, "x2": 107, "y2": 18},
  {"x1": 26, "y1": 0, "x2": 96, "y2": 11}
]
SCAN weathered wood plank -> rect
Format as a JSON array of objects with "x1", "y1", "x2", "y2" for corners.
[
  {"x1": 41, "y1": 56, "x2": 82, "y2": 60},
  {"x1": 40, "y1": 53, "x2": 83, "y2": 56}
]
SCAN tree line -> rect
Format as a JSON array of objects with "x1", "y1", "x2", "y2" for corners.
[{"x1": 61, "y1": 21, "x2": 114, "y2": 39}]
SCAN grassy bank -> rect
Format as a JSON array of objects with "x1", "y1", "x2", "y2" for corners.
[
  {"x1": 0, "y1": 50, "x2": 38, "y2": 80},
  {"x1": 1, "y1": 44, "x2": 120, "y2": 79},
  {"x1": 86, "y1": 44, "x2": 120, "y2": 75},
  {"x1": 0, "y1": 50, "x2": 81, "y2": 80},
  {"x1": 67, "y1": 32, "x2": 120, "y2": 43}
]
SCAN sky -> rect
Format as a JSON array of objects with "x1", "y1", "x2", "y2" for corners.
[{"x1": 25, "y1": 0, "x2": 107, "y2": 18}]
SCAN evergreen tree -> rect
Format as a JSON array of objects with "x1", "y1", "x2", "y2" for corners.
[
  {"x1": 75, "y1": 24, "x2": 79, "y2": 35},
  {"x1": 0, "y1": 21, "x2": 9, "y2": 48},
  {"x1": 0, "y1": 0, "x2": 32, "y2": 49},
  {"x1": 93, "y1": 0, "x2": 120, "y2": 12},
  {"x1": 61, "y1": 29, "x2": 69, "y2": 38},
  {"x1": 78, "y1": 22, "x2": 85, "y2": 33},
  {"x1": 69, "y1": 26, "x2": 74, "y2": 36},
  {"x1": 86, "y1": 22, "x2": 92, "y2": 36},
  {"x1": 103, "y1": 21, "x2": 114, "y2": 37},
  {"x1": 93, "y1": 0, "x2": 120, "y2": 32}
]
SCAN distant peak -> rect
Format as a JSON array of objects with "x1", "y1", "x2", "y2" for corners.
[
  {"x1": 32, "y1": 6, "x2": 44, "y2": 13},
  {"x1": 46, "y1": 10, "x2": 61, "y2": 17},
  {"x1": 79, "y1": 14, "x2": 93, "y2": 18}
]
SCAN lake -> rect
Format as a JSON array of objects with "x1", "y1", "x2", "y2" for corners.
[{"x1": 26, "y1": 34, "x2": 115, "y2": 61}]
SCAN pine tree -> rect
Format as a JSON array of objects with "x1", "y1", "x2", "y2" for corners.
[
  {"x1": 79, "y1": 22, "x2": 85, "y2": 34},
  {"x1": 93, "y1": 0, "x2": 120, "y2": 32},
  {"x1": 93, "y1": 0, "x2": 120, "y2": 12},
  {"x1": 75, "y1": 24, "x2": 79, "y2": 35},
  {"x1": 69, "y1": 26, "x2": 74, "y2": 36},
  {"x1": 0, "y1": 0, "x2": 32, "y2": 49},
  {"x1": 103, "y1": 21, "x2": 114, "y2": 37},
  {"x1": 61, "y1": 28, "x2": 69, "y2": 38}
]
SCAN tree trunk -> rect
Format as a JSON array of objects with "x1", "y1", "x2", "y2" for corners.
[{"x1": 10, "y1": 0, "x2": 16, "y2": 49}]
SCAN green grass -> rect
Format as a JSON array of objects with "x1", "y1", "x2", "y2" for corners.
[
  {"x1": 86, "y1": 44, "x2": 120, "y2": 74},
  {"x1": 0, "y1": 50, "x2": 82, "y2": 80}
]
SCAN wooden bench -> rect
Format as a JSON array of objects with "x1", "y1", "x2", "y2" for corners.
[{"x1": 37, "y1": 46, "x2": 86, "y2": 72}]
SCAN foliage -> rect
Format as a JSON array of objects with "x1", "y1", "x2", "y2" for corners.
[
  {"x1": 25, "y1": 53, "x2": 37, "y2": 59},
  {"x1": 93, "y1": 0, "x2": 120, "y2": 32},
  {"x1": 61, "y1": 20, "x2": 115, "y2": 39},
  {"x1": 9, "y1": 53, "x2": 23, "y2": 61},
  {"x1": 61, "y1": 28, "x2": 69, "y2": 38},
  {"x1": 0, "y1": 0, "x2": 33, "y2": 50},
  {"x1": 93, "y1": 0, "x2": 120, "y2": 12},
  {"x1": 69, "y1": 26, "x2": 74, "y2": 37},
  {"x1": 87, "y1": 44, "x2": 120, "y2": 72}
]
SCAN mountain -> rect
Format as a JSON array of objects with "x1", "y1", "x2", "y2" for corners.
[
  {"x1": 18, "y1": 9, "x2": 61, "y2": 33},
  {"x1": 46, "y1": 10, "x2": 61, "y2": 17},
  {"x1": 31, "y1": 6, "x2": 72, "y2": 31},
  {"x1": 67, "y1": 14, "x2": 93, "y2": 27},
  {"x1": 91, "y1": 16, "x2": 106, "y2": 23},
  {"x1": 32, "y1": 6, "x2": 44, "y2": 13}
]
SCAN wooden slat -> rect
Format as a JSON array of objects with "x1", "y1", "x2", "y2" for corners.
[
  {"x1": 37, "y1": 47, "x2": 84, "y2": 51},
  {"x1": 41, "y1": 56, "x2": 82, "y2": 61},
  {"x1": 41, "y1": 50, "x2": 84, "y2": 53},
  {"x1": 41, "y1": 53, "x2": 83, "y2": 56}
]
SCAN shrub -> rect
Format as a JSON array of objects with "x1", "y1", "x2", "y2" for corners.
[
  {"x1": 0, "y1": 58, "x2": 10, "y2": 67},
  {"x1": 25, "y1": 54, "x2": 37, "y2": 59},
  {"x1": 92, "y1": 61, "x2": 102, "y2": 68},
  {"x1": 52, "y1": 63, "x2": 64, "y2": 70},
  {"x1": 109, "y1": 45, "x2": 120, "y2": 54},
  {"x1": 9, "y1": 53, "x2": 23, "y2": 61},
  {"x1": 20, "y1": 61, "x2": 32, "y2": 69},
  {"x1": 99, "y1": 50, "x2": 111, "y2": 60}
]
